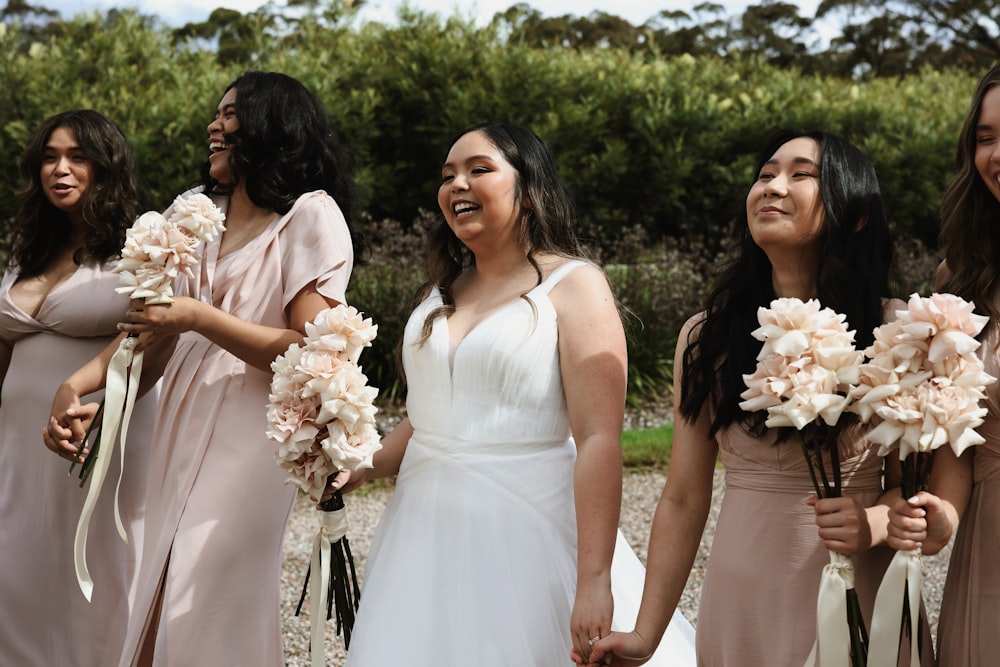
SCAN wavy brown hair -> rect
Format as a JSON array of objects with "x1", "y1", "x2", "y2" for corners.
[
  {"x1": 9, "y1": 110, "x2": 148, "y2": 277},
  {"x1": 938, "y1": 64, "x2": 1000, "y2": 324}
]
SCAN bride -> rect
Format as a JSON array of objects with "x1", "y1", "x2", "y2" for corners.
[{"x1": 332, "y1": 121, "x2": 695, "y2": 666}]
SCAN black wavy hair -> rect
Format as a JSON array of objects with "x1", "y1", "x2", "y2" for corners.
[
  {"x1": 200, "y1": 71, "x2": 361, "y2": 252},
  {"x1": 679, "y1": 129, "x2": 895, "y2": 436},
  {"x1": 10, "y1": 109, "x2": 148, "y2": 276}
]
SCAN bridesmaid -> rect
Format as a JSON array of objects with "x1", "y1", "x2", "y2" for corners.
[
  {"x1": 889, "y1": 63, "x2": 1000, "y2": 667},
  {"x1": 0, "y1": 110, "x2": 156, "y2": 667},
  {"x1": 589, "y1": 129, "x2": 933, "y2": 666},
  {"x1": 44, "y1": 72, "x2": 361, "y2": 666}
]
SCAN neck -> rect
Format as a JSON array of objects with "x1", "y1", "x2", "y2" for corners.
[
  {"x1": 767, "y1": 249, "x2": 818, "y2": 300},
  {"x1": 225, "y1": 183, "x2": 272, "y2": 224}
]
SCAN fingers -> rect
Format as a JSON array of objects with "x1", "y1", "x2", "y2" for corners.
[
  {"x1": 42, "y1": 419, "x2": 85, "y2": 462},
  {"x1": 887, "y1": 494, "x2": 930, "y2": 551},
  {"x1": 812, "y1": 496, "x2": 869, "y2": 555}
]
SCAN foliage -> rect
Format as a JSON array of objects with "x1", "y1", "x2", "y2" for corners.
[
  {"x1": 0, "y1": 5, "x2": 959, "y2": 400},
  {"x1": 620, "y1": 423, "x2": 674, "y2": 470}
]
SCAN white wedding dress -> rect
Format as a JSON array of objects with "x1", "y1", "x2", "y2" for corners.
[{"x1": 346, "y1": 260, "x2": 696, "y2": 666}]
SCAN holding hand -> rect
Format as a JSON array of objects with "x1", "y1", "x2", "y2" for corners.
[
  {"x1": 887, "y1": 492, "x2": 953, "y2": 555},
  {"x1": 575, "y1": 629, "x2": 654, "y2": 666},
  {"x1": 808, "y1": 495, "x2": 872, "y2": 555},
  {"x1": 570, "y1": 575, "x2": 614, "y2": 665},
  {"x1": 119, "y1": 297, "x2": 199, "y2": 338},
  {"x1": 43, "y1": 383, "x2": 100, "y2": 462}
]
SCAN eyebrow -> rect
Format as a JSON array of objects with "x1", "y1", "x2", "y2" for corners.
[
  {"x1": 219, "y1": 103, "x2": 236, "y2": 114},
  {"x1": 764, "y1": 156, "x2": 819, "y2": 168},
  {"x1": 441, "y1": 154, "x2": 496, "y2": 170}
]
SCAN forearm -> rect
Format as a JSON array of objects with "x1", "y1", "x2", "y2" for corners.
[
  {"x1": 367, "y1": 418, "x2": 413, "y2": 479},
  {"x1": 189, "y1": 300, "x2": 305, "y2": 372},
  {"x1": 63, "y1": 333, "x2": 126, "y2": 396},
  {"x1": 633, "y1": 490, "x2": 709, "y2": 644},
  {"x1": 573, "y1": 434, "x2": 623, "y2": 584},
  {"x1": 864, "y1": 486, "x2": 900, "y2": 549}
]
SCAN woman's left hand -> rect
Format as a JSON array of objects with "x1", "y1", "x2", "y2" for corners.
[
  {"x1": 808, "y1": 494, "x2": 872, "y2": 555},
  {"x1": 119, "y1": 297, "x2": 199, "y2": 337},
  {"x1": 570, "y1": 575, "x2": 613, "y2": 665}
]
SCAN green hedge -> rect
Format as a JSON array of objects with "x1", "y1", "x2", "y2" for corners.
[{"x1": 0, "y1": 10, "x2": 955, "y2": 400}]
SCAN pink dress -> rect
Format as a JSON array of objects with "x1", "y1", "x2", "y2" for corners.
[
  {"x1": 117, "y1": 190, "x2": 353, "y2": 667},
  {"x1": 697, "y1": 421, "x2": 934, "y2": 666},
  {"x1": 0, "y1": 260, "x2": 156, "y2": 667},
  {"x1": 936, "y1": 319, "x2": 1000, "y2": 666}
]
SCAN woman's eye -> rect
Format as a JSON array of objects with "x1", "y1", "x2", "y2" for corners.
[
  {"x1": 471, "y1": 166, "x2": 490, "y2": 174},
  {"x1": 441, "y1": 174, "x2": 454, "y2": 183}
]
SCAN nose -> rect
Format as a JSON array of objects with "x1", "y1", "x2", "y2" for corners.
[
  {"x1": 451, "y1": 173, "x2": 469, "y2": 191},
  {"x1": 762, "y1": 174, "x2": 787, "y2": 197},
  {"x1": 53, "y1": 155, "x2": 71, "y2": 175},
  {"x1": 207, "y1": 115, "x2": 222, "y2": 134}
]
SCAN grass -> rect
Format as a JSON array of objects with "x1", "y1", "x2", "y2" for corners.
[{"x1": 621, "y1": 423, "x2": 673, "y2": 471}]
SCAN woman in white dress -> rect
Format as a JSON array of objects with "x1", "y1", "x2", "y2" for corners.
[{"x1": 333, "y1": 122, "x2": 695, "y2": 666}]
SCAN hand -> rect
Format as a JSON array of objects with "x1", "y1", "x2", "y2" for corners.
[
  {"x1": 570, "y1": 575, "x2": 613, "y2": 665},
  {"x1": 321, "y1": 469, "x2": 356, "y2": 503},
  {"x1": 574, "y1": 630, "x2": 654, "y2": 666},
  {"x1": 808, "y1": 494, "x2": 871, "y2": 555},
  {"x1": 888, "y1": 492, "x2": 952, "y2": 555},
  {"x1": 43, "y1": 383, "x2": 100, "y2": 462},
  {"x1": 118, "y1": 297, "x2": 198, "y2": 337}
]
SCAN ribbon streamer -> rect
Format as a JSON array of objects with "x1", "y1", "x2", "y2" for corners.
[
  {"x1": 309, "y1": 506, "x2": 349, "y2": 667},
  {"x1": 868, "y1": 548, "x2": 921, "y2": 667},
  {"x1": 73, "y1": 336, "x2": 144, "y2": 601},
  {"x1": 804, "y1": 551, "x2": 855, "y2": 667}
]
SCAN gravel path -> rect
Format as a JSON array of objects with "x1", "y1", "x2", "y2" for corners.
[{"x1": 279, "y1": 468, "x2": 952, "y2": 665}]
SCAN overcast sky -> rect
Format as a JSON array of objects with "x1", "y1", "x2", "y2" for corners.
[{"x1": 56, "y1": 0, "x2": 823, "y2": 28}]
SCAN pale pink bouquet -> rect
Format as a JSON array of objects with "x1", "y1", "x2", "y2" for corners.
[
  {"x1": 739, "y1": 297, "x2": 868, "y2": 667},
  {"x1": 72, "y1": 193, "x2": 225, "y2": 602},
  {"x1": 114, "y1": 193, "x2": 227, "y2": 304},
  {"x1": 853, "y1": 293, "x2": 994, "y2": 667},
  {"x1": 267, "y1": 304, "x2": 381, "y2": 663}
]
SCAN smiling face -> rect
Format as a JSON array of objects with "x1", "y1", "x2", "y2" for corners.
[
  {"x1": 40, "y1": 126, "x2": 93, "y2": 224},
  {"x1": 437, "y1": 130, "x2": 523, "y2": 250},
  {"x1": 746, "y1": 136, "x2": 825, "y2": 254},
  {"x1": 975, "y1": 86, "x2": 1000, "y2": 204},
  {"x1": 207, "y1": 87, "x2": 239, "y2": 184}
]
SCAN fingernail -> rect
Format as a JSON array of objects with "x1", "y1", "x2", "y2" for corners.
[{"x1": 908, "y1": 495, "x2": 920, "y2": 504}]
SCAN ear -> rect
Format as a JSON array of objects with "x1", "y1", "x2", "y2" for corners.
[{"x1": 853, "y1": 214, "x2": 868, "y2": 233}]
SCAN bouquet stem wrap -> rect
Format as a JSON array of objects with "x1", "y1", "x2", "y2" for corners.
[
  {"x1": 297, "y1": 489, "x2": 361, "y2": 667},
  {"x1": 73, "y1": 335, "x2": 143, "y2": 600},
  {"x1": 804, "y1": 551, "x2": 865, "y2": 667},
  {"x1": 867, "y1": 548, "x2": 921, "y2": 667}
]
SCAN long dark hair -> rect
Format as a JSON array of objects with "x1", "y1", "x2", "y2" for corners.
[
  {"x1": 200, "y1": 70, "x2": 361, "y2": 251},
  {"x1": 938, "y1": 64, "x2": 1000, "y2": 323},
  {"x1": 418, "y1": 121, "x2": 586, "y2": 340},
  {"x1": 679, "y1": 129, "x2": 894, "y2": 436},
  {"x1": 10, "y1": 109, "x2": 148, "y2": 276}
]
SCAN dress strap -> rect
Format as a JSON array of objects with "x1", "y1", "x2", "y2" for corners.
[{"x1": 533, "y1": 259, "x2": 590, "y2": 296}]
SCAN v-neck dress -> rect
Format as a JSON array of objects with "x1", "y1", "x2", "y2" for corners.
[
  {"x1": 0, "y1": 259, "x2": 157, "y2": 667},
  {"x1": 345, "y1": 260, "x2": 696, "y2": 666},
  {"x1": 116, "y1": 190, "x2": 354, "y2": 667}
]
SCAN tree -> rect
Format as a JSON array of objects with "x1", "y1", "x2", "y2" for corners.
[{"x1": 731, "y1": 0, "x2": 818, "y2": 69}]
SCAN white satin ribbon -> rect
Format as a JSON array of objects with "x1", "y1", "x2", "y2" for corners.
[
  {"x1": 73, "y1": 336, "x2": 144, "y2": 601},
  {"x1": 804, "y1": 550, "x2": 855, "y2": 667},
  {"x1": 868, "y1": 548, "x2": 921, "y2": 667},
  {"x1": 309, "y1": 507, "x2": 349, "y2": 667}
]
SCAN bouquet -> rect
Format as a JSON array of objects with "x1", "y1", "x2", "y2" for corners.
[
  {"x1": 72, "y1": 193, "x2": 225, "y2": 601},
  {"x1": 739, "y1": 297, "x2": 868, "y2": 667},
  {"x1": 267, "y1": 304, "x2": 382, "y2": 666},
  {"x1": 851, "y1": 293, "x2": 994, "y2": 667}
]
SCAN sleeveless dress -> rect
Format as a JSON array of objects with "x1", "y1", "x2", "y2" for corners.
[
  {"x1": 937, "y1": 316, "x2": 1000, "y2": 666},
  {"x1": 117, "y1": 190, "x2": 354, "y2": 667},
  {"x1": 697, "y1": 420, "x2": 933, "y2": 666},
  {"x1": 0, "y1": 260, "x2": 156, "y2": 667},
  {"x1": 345, "y1": 260, "x2": 696, "y2": 666}
]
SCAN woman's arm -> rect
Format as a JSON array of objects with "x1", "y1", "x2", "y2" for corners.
[
  {"x1": 552, "y1": 264, "x2": 627, "y2": 664},
  {"x1": 120, "y1": 280, "x2": 335, "y2": 372},
  {"x1": 586, "y1": 315, "x2": 718, "y2": 667}
]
